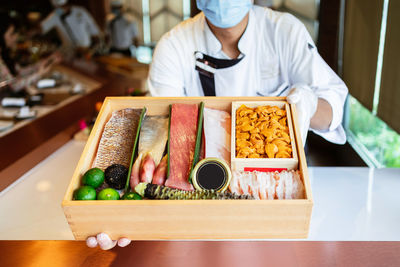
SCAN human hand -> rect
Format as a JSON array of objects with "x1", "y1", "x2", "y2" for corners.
[
  {"x1": 287, "y1": 84, "x2": 318, "y2": 145},
  {"x1": 86, "y1": 233, "x2": 131, "y2": 250}
]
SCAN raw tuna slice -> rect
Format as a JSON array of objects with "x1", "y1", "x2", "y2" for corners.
[
  {"x1": 165, "y1": 104, "x2": 198, "y2": 191},
  {"x1": 203, "y1": 108, "x2": 231, "y2": 164}
]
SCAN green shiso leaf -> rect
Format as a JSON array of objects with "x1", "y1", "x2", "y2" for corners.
[
  {"x1": 189, "y1": 102, "x2": 204, "y2": 183},
  {"x1": 166, "y1": 104, "x2": 172, "y2": 179},
  {"x1": 124, "y1": 107, "x2": 147, "y2": 192}
]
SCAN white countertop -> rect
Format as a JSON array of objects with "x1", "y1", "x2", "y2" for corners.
[{"x1": 0, "y1": 140, "x2": 399, "y2": 240}]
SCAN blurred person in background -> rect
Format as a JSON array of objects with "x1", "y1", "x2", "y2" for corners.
[
  {"x1": 41, "y1": 0, "x2": 102, "y2": 55},
  {"x1": 106, "y1": 0, "x2": 139, "y2": 57},
  {"x1": 0, "y1": 15, "x2": 61, "y2": 93}
]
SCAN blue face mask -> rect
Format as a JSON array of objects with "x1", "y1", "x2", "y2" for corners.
[{"x1": 196, "y1": 0, "x2": 253, "y2": 28}]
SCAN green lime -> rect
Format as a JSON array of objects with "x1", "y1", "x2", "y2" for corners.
[
  {"x1": 97, "y1": 188, "x2": 120, "y2": 200},
  {"x1": 74, "y1": 186, "x2": 96, "y2": 200},
  {"x1": 82, "y1": 168, "x2": 104, "y2": 189},
  {"x1": 122, "y1": 192, "x2": 142, "y2": 200}
]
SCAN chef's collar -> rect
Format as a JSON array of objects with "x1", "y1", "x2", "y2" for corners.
[{"x1": 202, "y1": 7, "x2": 254, "y2": 59}]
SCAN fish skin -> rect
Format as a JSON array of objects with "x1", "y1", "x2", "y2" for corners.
[
  {"x1": 93, "y1": 108, "x2": 142, "y2": 170},
  {"x1": 140, "y1": 153, "x2": 156, "y2": 183},
  {"x1": 152, "y1": 155, "x2": 168, "y2": 185},
  {"x1": 138, "y1": 116, "x2": 169, "y2": 166},
  {"x1": 130, "y1": 153, "x2": 143, "y2": 190}
]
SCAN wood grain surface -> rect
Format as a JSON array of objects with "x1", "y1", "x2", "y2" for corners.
[
  {"x1": 63, "y1": 97, "x2": 313, "y2": 240},
  {"x1": 0, "y1": 241, "x2": 399, "y2": 267}
]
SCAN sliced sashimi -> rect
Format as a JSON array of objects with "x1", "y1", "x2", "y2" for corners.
[
  {"x1": 229, "y1": 171, "x2": 241, "y2": 195},
  {"x1": 93, "y1": 108, "x2": 142, "y2": 170},
  {"x1": 152, "y1": 155, "x2": 168, "y2": 185},
  {"x1": 265, "y1": 172, "x2": 275, "y2": 200},
  {"x1": 165, "y1": 104, "x2": 198, "y2": 191},
  {"x1": 138, "y1": 115, "x2": 169, "y2": 166},
  {"x1": 255, "y1": 172, "x2": 267, "y2": 200},
  {"x1": 140, "y1": 153, "x2": 156, "y2": 183},
  {"x1": 274, "y1": 172, "x2": 285, "y2": 200},
  {"x1": 228, "y1": 170, "x2": 303, "y2": 199},
  {"x1": 283, "y1": 171, "x2": 294, "y2": 199},
  {"x1": 292, "y1": 171, "x2": 305, "y2": 199},
  {"x1": 203, "y1": 108, "x2": 231, "y2": 164}
]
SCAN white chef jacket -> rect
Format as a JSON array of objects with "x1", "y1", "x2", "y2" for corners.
[
  {"x1": 106, "y1": 13, "x2": 138, "y2": 50},
  {"x1": 41, "y1": 6, "x2": 100, "y2": 48},
  {"x1": 148, "y1": 6, "x2": 348, "y2": 144}
]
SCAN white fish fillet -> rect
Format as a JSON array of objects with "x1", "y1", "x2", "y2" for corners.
[
  {"x1": 275, "y1": 172, "x2": 284, "y2": 200},
  {"x1": 138, "y1": 115, "x2": 168, "y2": 166},
  {"x1": 93, "y1": 108, "x2": 141, "y2": 170},
  {"x1": 230, "y1": 170, "x2": 304, "y2": 200},
  {"x1": 203, "y1": 108, "x2": 231, "y2": 164},
  {"x1": 265, "y1": 172, "x2": 275, "y2": 200}
]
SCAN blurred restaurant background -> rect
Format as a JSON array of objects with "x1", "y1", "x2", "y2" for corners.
[{"x1": 0, "y1": 0, "x2": 399, "y2": 192}]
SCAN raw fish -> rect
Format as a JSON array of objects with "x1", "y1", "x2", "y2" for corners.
[
  {"x1": 229, "y1": 170, "x2": 304, "y2": 199},
  {"x1": 203, "y1": 108, "x2": 231, "y2": 164},
  {"x1": 165, "y1": 104, "x2": 198, "y2": 191},
  {"x1": 138, "y1": 115, "x2": 169, "y2": 166},
  {"x1": 140, "y1": 153, "x2": 156, "y2": 183},
  {"x1": 93, "y1": 108, "x2": 142, "y2": 170},
  {"x1": 152, "y1": 155, "x2": 168, "y2": 185}
]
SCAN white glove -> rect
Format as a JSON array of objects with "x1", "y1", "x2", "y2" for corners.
[
  {"x1": 286, "y1": 84, "x2": 318, "y2": 146},
  {"x1": 86, "y1": 233, "x2": 131, "y2": 250}
]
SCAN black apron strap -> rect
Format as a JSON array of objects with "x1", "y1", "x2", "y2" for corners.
[{"x1": 195, "y1": 52, "x2": 244, "y2": 96}]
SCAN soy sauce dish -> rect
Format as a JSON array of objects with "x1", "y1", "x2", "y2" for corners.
[{"x1": 191, "y1": 158, "x2": 232, "y2": 193}]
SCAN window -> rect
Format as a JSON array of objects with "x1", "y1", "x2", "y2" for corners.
[{"x1": 345, "y1": 95, "x2": 400, "y2": 168}]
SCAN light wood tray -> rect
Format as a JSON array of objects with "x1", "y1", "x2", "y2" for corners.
[
  {"x1": 62, "y1": 97, "x2": 313, "y2": 240},
  {"x1": 231, "y1": 101, "x2": 298, "y2": 171}
]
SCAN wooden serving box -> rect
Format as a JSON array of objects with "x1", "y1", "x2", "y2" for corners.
[
  {"x1": 62, "y1": 97, "x2": 313, "y2": 240},
  {"x1": 231, "y1": 101, "x2": 298, "y2": 171}
]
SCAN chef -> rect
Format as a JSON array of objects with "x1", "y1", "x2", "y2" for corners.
[
  {"x1": 106, "y1": 0, "x2": 139, "y2": 56},
  {"x1": 41, "y1": 0, "x2": 101, "y2": 49},
  {"x1": 87, "y1": 0, "x2": 348, "y2": 250},
  {"x1": 148, "y1": 0, "x2": 348, "y2": 146}
]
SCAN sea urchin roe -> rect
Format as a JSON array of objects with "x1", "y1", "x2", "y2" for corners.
[{"x1": 235, "y1": 104, "x2": 292, "y2": 158}]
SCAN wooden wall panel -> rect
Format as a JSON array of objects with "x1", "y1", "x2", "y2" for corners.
[
  {"x1": 377, "y1": 0, "x2": 400, "y2": 133},
  {"x1": 342, "y1": 0, "x2": 383, "y2": 110}
]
